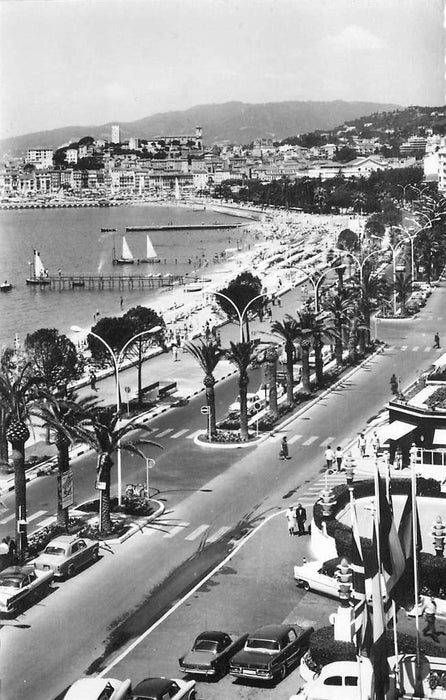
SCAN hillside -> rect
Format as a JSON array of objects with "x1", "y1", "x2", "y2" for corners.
[{"x1": 0, "y1": 99, "x2": 400, "y2": 155}]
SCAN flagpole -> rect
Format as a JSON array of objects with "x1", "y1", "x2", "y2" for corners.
[
  {"x1": 411, "y1": 451, "x2": 422, "y2": 689},
  {"x1": 350, "y1": 487, "x2": 364, "y2": 700},
  {"x1": 384, "y1": 452, "x2": 400, "y2": 691}
]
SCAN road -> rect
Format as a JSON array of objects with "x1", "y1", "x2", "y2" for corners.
[{"x1": 1, "y1": 280, "x2": 445, "y2": 700}]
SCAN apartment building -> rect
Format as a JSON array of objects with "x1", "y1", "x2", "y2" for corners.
[{"x1": 26, "y1": 149, "x2": 54, "y2": 169}]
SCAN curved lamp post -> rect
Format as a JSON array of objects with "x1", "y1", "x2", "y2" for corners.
[
  {"x1": 211, "y1": 291, "x2": 266, "y2": 342},
  {"x1": 332, "y1": 248, "x2": 381, "y2": 287},
  {"x1": 71, "y1": 325, "x2": 161, "y2": 504},
  {"x1": 293, "y1": 268, "x2": 328, "y2": 313}
]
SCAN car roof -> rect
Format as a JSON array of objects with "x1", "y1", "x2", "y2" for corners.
[
  {"x1": 0, "y1": 566, "x2": 33, "y2": 577},
  {"x1": 48, "y1": 535, "x2": 81, "y2": 544},
  {"x1": 64, "y1": 678, "x2": 115, "y2": 699},
  {"x1": 131, "y1": 678, "x2": 174, "y2": 698},
  {"x1": 196, "y1": 630, "x2": 228, "y2": 642},
  {"x1": 250, "y1": 624, "x2": 302, "y2": 641}
]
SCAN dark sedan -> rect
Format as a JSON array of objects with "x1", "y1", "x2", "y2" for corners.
[{"x1": 131, "y1": 677, "x2": 196, "y2": 700}]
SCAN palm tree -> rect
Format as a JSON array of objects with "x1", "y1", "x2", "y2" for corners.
[
  {"x1": 33, "y1": 391, "x2": 99, "y2": 530},
  {"x1": 184, "y1": 339, "x2": 223, "y2": 439},
  {"x1": 354, "y1": 270, "x2": 390, "y2": 352},
  {"x1": 225, "y1": 341, "x2": 255, "y2": 441},
  {"x1": 291, "y1": 312, "x2": 314, "y2": 394},
  {"x1": 393, "y1": 272, "x2": 412, "y2": 317},
  {"x1": 0, "y1": 353, "x2": 45, "y2": 561},
  {"x1": 255, "y1": 344, "x2": 280, "y2": 417},
  {"x1": 271, "y1": 317, "x2": 301, "y2": 402},
  {"x1": 322, "y1": 289, "x2": 356, "y2": 368},
  {"x1": 295, "y1": 310, "x2": 336, "y2": 387},
  {"x1": 75, "y1": 407, "x2": 162, "y2": 535}
]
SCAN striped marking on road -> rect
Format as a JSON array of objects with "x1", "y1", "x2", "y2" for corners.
[
  {"x1": 163, "y1": 521, "x2": 190, "y2": 538},
  {"x1": 0, "y1": 513, "x2": 15, "y2": 525},
  {"x1": 28, "y1": 510, "x2": 47, "y2": 523},
  {"x1": 400, "y1": 346, "x2": 408, "y2": 351},
  {"x1": 302, "y1": 436, "x2": 318, "y2": 446},
  {"x1": 156, "y1": 428, "x2": 174, "y2": 438},
  {"x1": 169, "y1": 429, "x2": 189, "y2": 439},
  {"x1": 424, "y1": 346, "x2": 432, "y2": 352},
  {"x1": 184, "y1": 524, "x2": 210, "y2": 541},
  {"x1": 320, "y1": 437, "x2": 336, "y2": 446},
  {"x1": 186, "y1": 430, "x2": 202, "y2": 440},
  {"x1": 288, "y1": 435, "x2": 302, "y2": 445},
  {"x1": 207, "y1": 526, "x2": 230, "y2": 543},
  {"x1": 412, "y1": 346, "x2": 419, "y2": 352}
]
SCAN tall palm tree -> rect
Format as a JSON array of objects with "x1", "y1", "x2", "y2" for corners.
[
  {"x1": 322, "y1": 289, "x2": 356, "y2": 368},
  {"x1": 291, "y1": 312, "x2": 314, "y2": 395},
  {"x1": 0, "y1": 353, "x2": 45, "y2": 561},
  {"x1": 225, "y1": 341, "x2": 255, "y2": 441},
  {"x1": 354, "y1": 270, "x2": 390, "y2": 352},
  {"x1": 393, "y1": 272, "x2": 412, "y2": 317},
  {"x1": 184, "y1": 339, "x2": 223, "y2": 439},
  {"x1": 75, "y1": 408, "x2": 162, "y2": 535},
  {"x1": 33, "y1": 391, "x2": 99, "y2": 530},
  {"x1": 271, "y1": 317, "x2": 301, "y2": 402}
]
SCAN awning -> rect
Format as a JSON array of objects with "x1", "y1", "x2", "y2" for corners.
[
  {"x1": 433, "y1": 428, "x2": 446, "y2": 445},
  {"x1": 380, "y1": 421, "x2": 416, "y2": 442}
]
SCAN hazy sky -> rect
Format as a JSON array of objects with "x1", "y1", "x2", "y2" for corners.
[{"x1": 0, "y1": 0, "x2": 444, "y2": 140}]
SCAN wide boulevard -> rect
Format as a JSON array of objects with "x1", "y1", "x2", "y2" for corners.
[{"x1": 1, "y1": 277, "x2": 445, "y2": 700}]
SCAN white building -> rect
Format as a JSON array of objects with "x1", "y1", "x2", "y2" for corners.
[
  {"x1": 26, "y1": 149, "x2": 54, "y2": 169},
  {"x1": 65, "y1": 148, "x2": 78, "y2": 164},
  {"x1": 111, "y1": 125, "x2": 120, "y2": 144}
]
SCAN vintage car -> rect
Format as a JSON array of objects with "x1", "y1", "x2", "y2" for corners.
[
  {"x1": 293, "y1": 557, "x2": 341, "y2": 598},
  {"x1": 229, "y1": 623, "x2": 313, "y2": 682},
  {"x1": 229, "y1": 392, "x2": 265, "y2": 415},
  {"x1": 179, "y1": 630, "x2": 249, "y2": 678},
  {"x1": 33, "y1": 534, "x2": 100, "y2": 579},
  {"x1": 0, "y1": 565, "x2": 54, "y2": 615},
  {"x1": 64, "y1": 677, "x2": 132, "y2": 700},
  {"x1": 289, "y1": 660, "x2": 374, "y2": 700},
  {"x1": 130, "y1": 677, "x2": 196, "y2": 700}
]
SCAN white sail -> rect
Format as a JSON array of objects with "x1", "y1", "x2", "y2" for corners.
[
  {"x1": 146, "y1": 235, "x2": 158, "y2": 259},
  {"x1": 34, "y1": 250, "x2": 46, "y2": 277},
  {"x1": 122, "y1": 237, "x2": 134, "y2": 260}
]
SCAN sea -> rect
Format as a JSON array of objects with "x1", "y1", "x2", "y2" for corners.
[{"x1": 0, "y1": 204, "x2": 254, "y2": 349}]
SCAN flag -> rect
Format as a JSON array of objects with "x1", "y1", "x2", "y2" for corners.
[
  {"x1": 376, "y1": 470, "x2": 405, "y2": 594},
  {"x1": 398, "y1": 494, "x2": 422, "y2": 559},
  {"x1": 351, "y1": 500, "x2": 368, "y2": 653}
]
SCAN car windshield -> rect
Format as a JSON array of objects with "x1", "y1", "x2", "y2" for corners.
[
  {"x1": 245, "y1": 639, "x2": 280, "y2": 652},
  {"x1": 0, "y1": 576, "x2": 21, "y2": 588},
  {"x1": 44, "y1": 546, "x2": 67, "y2": 556},
  {"x1": 194, "y1": 640, "x2": 218, "y2": 652}
]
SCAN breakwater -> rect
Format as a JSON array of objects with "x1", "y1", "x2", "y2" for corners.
[{"x1": 126, "y1": 223, "x2": 243, "y2": 231}]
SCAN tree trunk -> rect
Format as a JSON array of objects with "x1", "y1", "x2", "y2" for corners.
[
  {"x1": 314, "y1": 335, "x2": 324, "y2": 386},
  {"x1": 11, "y1": 439, "x2": 27, "y2": 562},
  {"x1": 265, "y1": 353, "x2": 278, "y2": 417},
  {"x1": 56, "y1": 437, "x2": 70, "y2": 531},
  {"x1": 99, "y1": 456, "x2": 113, "y2": 535},
  {"x1": 301, "y1": 345, "x2": 311, "y2": 394},
  {"x1": 204, "y1": 374, "x2": 217, "y2": 438},
  {"x1": 0, "y1": 407, "x2": 8, "y2": 468},
  {"x1": 285, "y1": 347, "x2": 294, "y2": 403},
  {"x1": 239, "y1": 374, "x2": 249, "y2": 441},
  {"x1": 137, "y1": 340, "x2": 143, "y2": 408},
  {"x1": 334, "y1": 319, "x2": 343, "y2": 368}
]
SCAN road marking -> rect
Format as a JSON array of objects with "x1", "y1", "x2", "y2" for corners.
[
  {"x1": 184, "y1": 524, "x2": 210, "y2": 541},
  {"x1": 412, "y1": 346, "x2": 419, "y2": 352},
  {"x1": 400, "y1": 346, "x2": 407, "y2": 351},
  {"x1": 186, "y1": 430, "x2": 202, "y2": 440},
  {"x1": 320, "y1": 437, "x2": 336, "y2": 446},
  {"x1": 28, "y1": 510, "x2": 47, "y2": 523},
  {"x1": 0, "y1": 513, "x2": 15, "y2": 525},
  {"x1": 156, "y1": 428, "x2": 174, "y2": 437},
  {"x1": 163, "y1": 521, "x2": 189, "y2": 538},
  {"x1": 37, "y1": 516, "x2": 55, "y2": 529},
  {"x1": 207, "y1": 526, "x2": 230, "y2": 543},
  {"x1": 169, "y1": 429, "x2": 188, "y2": 439},
  {"x1": 288, "y1": 435, "x2": 302, "y2": 444},
  {"x1": 424, "y1": 346, "x2": 431, "y2": 352},
  {"x1": 302, "y1": 436, "x2": 318, "y2": 446}
]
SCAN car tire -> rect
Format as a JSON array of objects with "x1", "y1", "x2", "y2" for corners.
[
  {"x1": 188, "y1": 691, "x2": 197, "y2": 700},
  {"x1": 303, "y1": 581, "x2": 310, "y2": 592},
  {"x1": 67, "y1": 564, "x2": 75, "y2": 579},
  {"x1": 277, "y1": 664, "x2": 286, "y2": 681}
]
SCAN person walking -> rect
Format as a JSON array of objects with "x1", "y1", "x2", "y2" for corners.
[
  {"x1": 358, "y1": 432, "x2": 367, "y2": 458},
  {"x1": 295, "y1": 504, "x2": 307, "y2": 536},
  {"x1": 324, "y1": 445, "x2": 335, "y2": 472},
  {"x1": 371, "y1": 430, "x2": 380, "y2": 456},
  {"x1": 120, "y1": 296, "x2": 124, "y2": 310},
  {"x1": 89, "y1": 371, "x2": 97, "y2": 391},
  {"x1": 280, "y1": 436, "x2": 290, "y2": 460},
  {"x1": 434, "y1": 332, "x2": 440, "y2": 349},
  {"x1": 172, "y1": 345, "x2": 179, "y2": 362},
  {"x1": 335, "y1": 446, "x2": 343, "y2": 471},
  {"x1": 422, "y1": 596, "x2": 439, "y2": 642},
  {"x1": 286, "y1": 507, "x2": 297, "y2": 536}
]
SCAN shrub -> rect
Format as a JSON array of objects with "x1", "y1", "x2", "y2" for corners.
[
  {"x1": 426, "y1": 386, "x2": 446, "y2": 409},
  {"x1": 419, "y1": 553, "x2": 446, "y2": 598}
]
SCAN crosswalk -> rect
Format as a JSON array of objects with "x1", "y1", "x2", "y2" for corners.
[{"x1": 386, "y1": 344, "x2": 438, "y2": 352}]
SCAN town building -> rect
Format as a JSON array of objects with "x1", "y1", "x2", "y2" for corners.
[
  {"x1": 25, "y1": 149, "x2": 54, "y2": 169},
  {"x1": 111, "y1": 125, "x2": 121, "y2": 144}
]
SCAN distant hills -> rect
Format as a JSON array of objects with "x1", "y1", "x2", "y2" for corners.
[{"x1": 1, "y1": 99, "x2": 401, "y2": 155}]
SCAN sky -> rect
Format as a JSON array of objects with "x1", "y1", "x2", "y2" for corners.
[{"x1": 0, "y1": 0, "x2": 444, "y2": 140}]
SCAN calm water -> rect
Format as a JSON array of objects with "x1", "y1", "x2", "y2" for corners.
[{"x1": 0, "y1": 204, "x2": 252, "y2": 348}]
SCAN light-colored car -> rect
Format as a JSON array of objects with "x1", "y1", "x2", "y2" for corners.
[
  {"x1": 0, "y1": 565, "x2": 54, "y2": 615},
  {"x1": 179, "y1": 630, "x2": 248, "y2": 678},
  {"x1": 64, "y1": 678, "x2": 132, "y2": 700},
  {"x1": 130, "y1": 677, "x2": 196, "y2": 700},
  {"x1": 289, "y1": 660, "x2": 373, "y2": 700},
  {"x1": 33, "y1": 534, "x2": 100, "y2": 579},
  {"x1": 309, "y1": 347, "x2": 332, "y2": 367},
  {"x1": 294, "y1": 558, "x2": 340, "y2": 598},
  {"x1": 229, "y1": 392, "x2": 265, "y2": 414}
]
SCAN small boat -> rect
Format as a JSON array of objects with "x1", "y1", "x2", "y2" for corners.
[
  {"x1": 101, "y1": 227, "x2": 117, "y2": 232},
  {"x1": 113, "y1": 236, "x2": 135, "y2": 265},
  {"x1": 0, "y1": 281, "x2": 12, "y2": 292},
  {"x1": 139, "y1": 235, "x2": 161, "y2": 263},
  {"x1": 184, "y1": 283, "x2": 203, "y2": 293},
  {"x1": 26, "y1": 249, "x2": 51, "y2": 285}
]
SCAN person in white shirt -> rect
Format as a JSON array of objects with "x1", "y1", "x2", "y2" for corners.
[{"x1": 324, "y1": 445, "x2": 335, "y2": 472}]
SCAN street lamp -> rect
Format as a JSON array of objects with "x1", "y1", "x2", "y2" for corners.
[
  {"x1": 294, "y1": 268, "x2": 328, "y2": 313},
  {"x1": 332, "y1": 248, "x2": 381, "y2": 286},
  {"x1": 211, "y1": 291, "x2": 266, "y2": 342},
  {"x1": 71, "y1": 325, "x2": 161, "y2": 504}
]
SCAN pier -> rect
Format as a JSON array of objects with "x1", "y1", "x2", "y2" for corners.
[
  {"x1": 126, "y1": 223, "x2": 243, "y2": 232},
  {"x1": 27, "y1": 274, "x2": 185, "y2": 290}
]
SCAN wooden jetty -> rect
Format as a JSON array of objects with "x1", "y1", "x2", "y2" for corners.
[
  {"x1": 126, "y1": 223, "x2": 243, "y2": 232},
  {"x1": 27, "y1": 274, "x2": 185, "y2": 290}
]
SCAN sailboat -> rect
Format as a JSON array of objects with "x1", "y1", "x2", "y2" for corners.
[
  {"x1": 139, "y1": 235, "x2": 160, "y2": 263},
  {"x1": 113, "y1": 236, "x2": 135, "y2": 265},
  {"x1": 26, "y1": 249, "x2": 51, "y2": 285}
]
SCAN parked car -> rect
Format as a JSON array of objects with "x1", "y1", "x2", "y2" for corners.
[
  {"x1": 33, "y1": 534, "x2": 100, "y2": 579},
  {"x1": 412, "y1": 281, "x2": 432, "y2": 296},
  {"x1": 229, "y1": 623, "x2": 313, "y2": 682},
  {"x1": 179, "y1": 630, "x2": 248, "y2": 678},
  {"x1": 309, "y1": 347, "x2": 332, "y2": 367},
  {"x1": 0, "y1": 565, "x2": 54, "y2": 615},
  {"x1": 229, "y1": 392, "x2": 265, "y2": 414},
  {"x1": 130, "y1": 677, "x2": 196, "y2": 700},
  {"x1": 293, "y1": 557, "x2": 341, "y2": 598},
  {"x1": 289, "y1": 660, "x2": 374, "y2": 700},
  {"x1": 64, "y1": 677, "x2": 132, "y2": 700}
]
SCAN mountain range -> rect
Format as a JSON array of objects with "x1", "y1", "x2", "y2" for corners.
[{"x1": 1, "y1": 99, "x2": 401, "y2": 155}]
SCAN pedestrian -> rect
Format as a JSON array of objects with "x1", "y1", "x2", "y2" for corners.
[
  {"x1": 295, "y1": 503, "x2": 307, "y2": 535},
  {"x1": 371, "y1": 430, "x2": 380, "y2": 456},
  {"x1": 286, "y1": 507, "x2": 297, "y2": 536},
  {"x1": 394, "y1": 445, "x2": 403, "y2": 470},
  {"x1": 280, "y1": 436, "x2": 290, "y2": 460},
  {"x1": 422, "y1": 596, "x2": 439, "y2": 642},
  {"x1": 6, "y1": 536, "x2": 16, "y2": 565},
  {"x1": 120, "y1": 296, "x2": 123, "y2": 309},
  {"x1": 0, "y1": 538, "x2": 9, "y2": 568},
  {"x1": 358, "y1": 432, "x2": 367, "y2": 458},
  {"x1": 90, "y1": 371, "x2": 97, "y2": 391},
  {"x1": 434, "y1": 332, "x2": 440, "y2": 349},
  {"x1": 172, "y1": 345, "x2": 179, "y2": 362},
  {"x1": 324, "y1": 444, "x2": 335, "y2": 472},
  {"x1": 335, "y1": 446, "x2": 343, "y2": 471}
]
